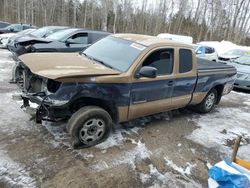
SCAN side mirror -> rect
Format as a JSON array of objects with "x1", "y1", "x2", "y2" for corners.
[
  {"x1": 136, "y1": 66, "x2": 157, "y2": 78},
  {"x1": 196, "y1": 50, "x2": 202, "y2": 54},
  {"x1": 65, "y1": 38, "x2": 75, "y2": 46}
]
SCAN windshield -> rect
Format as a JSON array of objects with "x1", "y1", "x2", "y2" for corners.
[
  {"x1": 83, "y1": 36, "x2": 144, "y2": 72},
  {"x1": 46, "y1": 29, "x2": 75, "y2": 41},
  {"x1": 30, "y1": 27, "x2": 64, "y2": 38},
  {"x1": 234, "y1": 55, "x2": 250, "y2": 65},
  {"x1": 17, "y1": 29, "x2": 34, "y2": 35},
  {"x1": 31, "y1": 27, "x2": 52, "y2": 38},
  {"x1": 224, "y1": 49, "x2": 246, "y2": 55}
]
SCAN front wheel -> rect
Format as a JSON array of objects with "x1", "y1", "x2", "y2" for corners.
[
  {"x1": 196, "y1": 89, "x2": 218, "y2": 113},
  {"x1": 67, "y1": 106, "x2": 112, "y2": 149}
]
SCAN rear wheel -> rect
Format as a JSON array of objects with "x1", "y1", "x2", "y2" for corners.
[
  {"x1": 196, "y1": 88, "x2": 217, "y2": 113},
  {"x1": 67, "y1": 106, "x2": 112, "y2": 149}
]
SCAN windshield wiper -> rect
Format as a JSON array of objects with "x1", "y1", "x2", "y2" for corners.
[
  {"x1": 81, "y1": 53, "x2": 114, "y2": 70},
  {"x1": 92, "y1": 57, "x2": 114, "y2": 70}
]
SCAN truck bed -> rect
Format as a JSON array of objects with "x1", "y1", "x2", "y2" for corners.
[{"x1": 197, "y1": 58, "x2": 235, "y2": 70}]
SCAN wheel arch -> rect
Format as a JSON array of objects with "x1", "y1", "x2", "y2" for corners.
[
  {"x1": 69, "y1": 97, "x2": 118, "y2": 123},
  {"x1": 213, "y1": 84, "x2": 224, "y2": 104}
]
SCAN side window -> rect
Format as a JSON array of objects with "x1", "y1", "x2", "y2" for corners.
[
  {"x1": 141, "y1": 49, "x2": 174, "y2": 76},
  {"x1": 205, "y1": 47, "x2": 214, "y2": 54},
  {"x1": 179, "y1": 49, "x2": 192, "y2": 73},
  {"x1": 23, "y1": 26, "x2": 29, "y2": 30},
  {"x1": 13, "y1": 24, "x2": 22, "y2": 31},
  {"x1": 68, "y1": 33, "x2": 88, "y2": 44}
]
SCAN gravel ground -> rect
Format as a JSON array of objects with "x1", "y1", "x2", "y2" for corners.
[{"x1": 0, "y1": 49, "x2": 249, "y2": 188}]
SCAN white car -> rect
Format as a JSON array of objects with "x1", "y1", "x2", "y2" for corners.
[
  {"x1": 193, "y1": 44, "x2": 218, "y2": 62},
  {"x1": 0, "y1": 29, "x2": 35, "y2": 48},
  {"x1": 0, "y1": 33, "x2": 16, "y2": 48}
]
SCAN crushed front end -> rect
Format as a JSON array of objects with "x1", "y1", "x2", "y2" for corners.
[{"x1": 19, "y1": 64, "x2": 76, "y2": 123}]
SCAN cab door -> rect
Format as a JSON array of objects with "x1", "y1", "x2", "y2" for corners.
[
  {"x1": 171, "y1": 48, "x2": 196, "y2": 108},
  {"x1": 128, "y1": 48, "x2": 176, "y2": 120}
]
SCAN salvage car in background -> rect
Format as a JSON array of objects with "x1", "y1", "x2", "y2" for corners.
[
  {"x1": 15, "y1": 34, "x2": 236, "y2": 148},
  {"x1": 225, "y1": 55, "x2": 250, "y2": 90},
  {"x1": 0, "y1": 23, "x2": 35, "y2": 34},
  {"x1": 0, "y1": 21, "x2": 10, "y2": 28},
  {"x1": 7, "y1": 26, "x2": 68, "y2": 55},
  {"x1": 0, "y1": 28, "x2": 36, "y2": 48},
  {"x1": 193, "y1": 44, "x2": 218, "y2": 62},
  {"x1": 8, "y1": 28, "x2": 110, "y2": 56},
  {"x1": 218, "y1": 49, "x2": 248, "y2": 62}
]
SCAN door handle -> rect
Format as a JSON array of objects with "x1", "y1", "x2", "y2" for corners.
[{"x1": 168, "y1": 80, "x2": 174, "y2": 86}]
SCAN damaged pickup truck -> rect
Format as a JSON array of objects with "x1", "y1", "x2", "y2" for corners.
[{"x1": 15, "y1": 34, "x2": 236, "y2": 148}]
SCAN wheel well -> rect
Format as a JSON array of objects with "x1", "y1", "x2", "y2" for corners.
[
  {"x1": 213, "y1": 85, "x2": 224, "y2": 104},
  {"x1": 69, "y1": 97, "x2": 118, "y2": 123}
]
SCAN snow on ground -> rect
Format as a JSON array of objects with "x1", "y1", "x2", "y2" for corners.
[
  {"x1": 164, "y1": 157, "x2": 196, "y2": 176},
  {"x1": 92, "y1": 140, "x2": 151, "y2": 171},
  {"x1": 0, "y1": 92, "x2": 33, "y2": 135},
  {"x1": 140, "y1": 163, "x2": 201, "y2": 188},
  {"x1": 188, "y1": 95, "x2": 250, "y2": 160},
  {"x1": 0, "y1": 146, "x2": 36, "y2": 188}
]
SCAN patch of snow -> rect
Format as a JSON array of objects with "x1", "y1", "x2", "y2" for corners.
[
  {"x1": 95, "y1": 127, "x2": 124, "y2": 150},
  {"x1": 207, "y1": 162, "x2": 212, "y2": 169},
  {"x1": 149, "y1": 164, "x2": 169, "y2": 185},
  {"x1": 0, "y1": 93, "x2": 33, "y2": 134},
  {"x1": 243, "y1": 101, "x2": 250, "y2": 106},
  {"x1": 81, "y1": 153, "x2": 94, "y2": 160},
  {"x1": 177, "y1": 143, "x2": 182, "y2": 147},
  {"x1": 147, "y1": 163, "x2": 201, "y2": 188},
  {"x1": 95, "y1": 124, "x2": 142, "y2": 150},
  {"x1": 139, "y1": 173, "x2": 151, "y2": 184},
  {"x1": 42, "y1": 121, "x2": 68, "y2": 141},
  {"x1": 92, "y1": 140, "x2": 151, "y2": 171},
  {"x1": 184, "y1": 162, "x2": 196, "y2": 175},
  {"x1": 164, "y1": 157, "x2": 196, "y2": 176},
  {"x1": 191, "y1": 148, "x2": 196, "y2": 154},
  {"x1": 0, "y1": 147, "x2": 36, "y2": 188},
  {"x1": 29, "y1": 102, "x2": 39, "y2": 109},
  {"x1": 188, "y1": 106, "x2": 250, "y2": 160}
]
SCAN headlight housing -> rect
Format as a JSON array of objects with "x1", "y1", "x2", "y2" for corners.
[{"x1": 245, "y1": 74, "x2": 250, "y2": 80}]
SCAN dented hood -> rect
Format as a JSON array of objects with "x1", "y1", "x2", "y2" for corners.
[
  {"x1": 16, "y1": 36, "x2": 52, "y2": 44},
  {"x1": 19, "y1": 53, "x2": 120, "y2": 80}
]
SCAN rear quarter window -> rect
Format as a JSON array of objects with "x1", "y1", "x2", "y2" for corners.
[{"x1": 179, "y1": 49, "x2": 193, "y2": 73}]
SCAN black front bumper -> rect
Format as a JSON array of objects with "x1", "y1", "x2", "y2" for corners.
[{"x1": 21, "y1": 94, "x2": 72, "y2": 123}]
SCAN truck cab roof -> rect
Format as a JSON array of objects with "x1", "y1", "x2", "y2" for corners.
[{"x1": 113, "y1": 34, "x2": 193, "y2": 48}]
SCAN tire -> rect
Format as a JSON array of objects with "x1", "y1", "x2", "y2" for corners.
[
  {"x1": 196, "y1": 88, "x2": 218, "y2": 113},
  {"x1": 67, "y1": 106, "x2": 112, "y2": 149}
]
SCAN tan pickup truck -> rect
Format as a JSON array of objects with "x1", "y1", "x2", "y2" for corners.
[{"x1": 15, "y1": 34, "x2": 236, "y2": 148}]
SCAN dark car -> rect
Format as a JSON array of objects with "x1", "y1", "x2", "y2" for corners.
[
  {"x1": 0, "y1": 21, "x2": 10, "y2": 28},
  {"x1": 0, "y1": 23, "x2": 35, "y2": 34},
  {"x1": 7, "y1": 26, "x2": 68, "y2": 55},
  {"x1": 9, "y1": 28, "x2": 110, "y2": 56}
]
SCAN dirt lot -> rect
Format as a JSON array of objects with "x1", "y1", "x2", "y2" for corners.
[{"x1": 0, "y1": 49, "x2": 249, "y2": 188}]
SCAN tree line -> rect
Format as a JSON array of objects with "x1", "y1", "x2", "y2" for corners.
[{"x1": 0, "y1": 0, "x2": 250, "y2": 45}]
